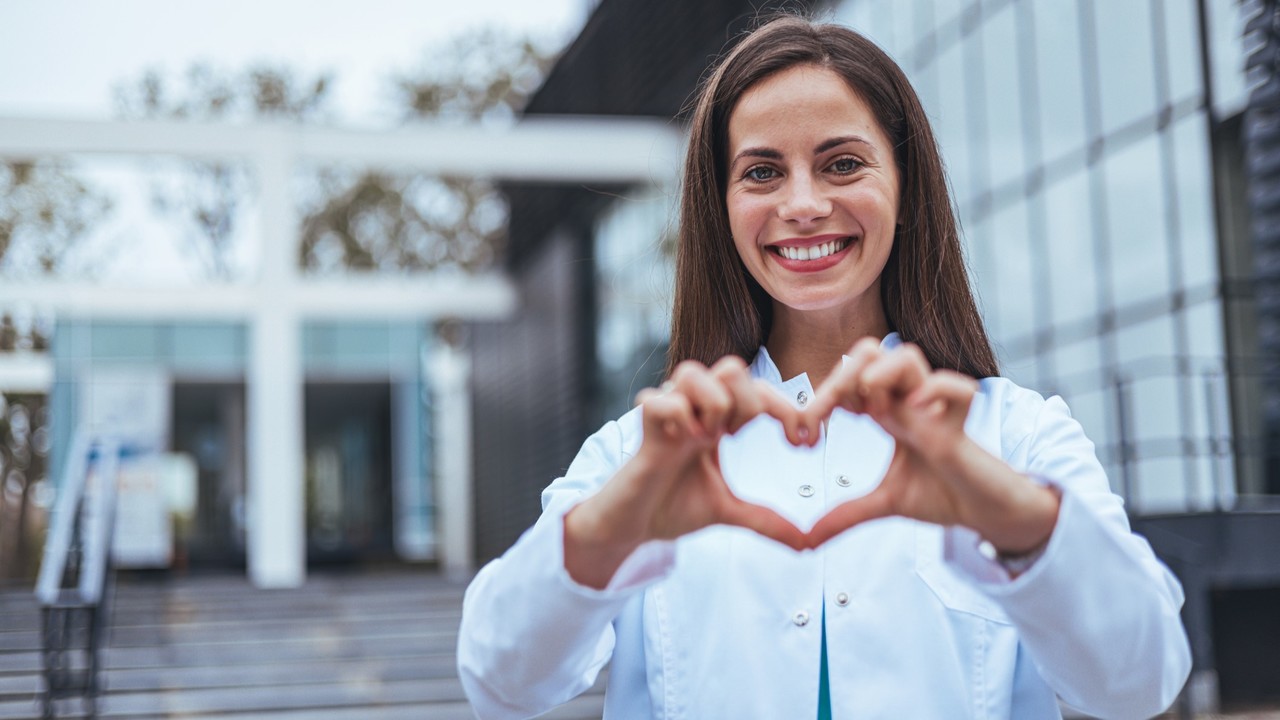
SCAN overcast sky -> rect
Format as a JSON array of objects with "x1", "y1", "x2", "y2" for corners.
[
  {"x1": 0, "y1": 0, "x2": 587, "y2": 123},
  {"x1": 0, "y1": 1, "x2": 590, "y2": 285}
]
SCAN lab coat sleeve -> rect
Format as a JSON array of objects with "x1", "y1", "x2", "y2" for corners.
[
  {"x1": 945, "y1": 391, "x2": 1192, "y2": 720},
  {"x1": 456, "y1": 417, "x2": 675, "y2": 719}
]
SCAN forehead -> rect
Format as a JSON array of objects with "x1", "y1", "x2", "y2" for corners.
[{"x1": 727, "y1": 64, "x2": 888, "y2": 150}]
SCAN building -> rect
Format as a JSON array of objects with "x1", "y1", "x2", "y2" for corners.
[{"x1": 479, "y1": 0, "x2": 1278, "y2": 710}]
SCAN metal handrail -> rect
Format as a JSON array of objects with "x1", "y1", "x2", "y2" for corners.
[{"x1": 34, "y1": 432, "x2": 121, "y2": 719}]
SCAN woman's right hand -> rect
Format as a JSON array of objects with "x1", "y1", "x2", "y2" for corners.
[{"x1": 564, "y1": 356, "x2": 815, "y2": 589}]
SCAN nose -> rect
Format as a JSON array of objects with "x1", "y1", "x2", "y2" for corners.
[{"x1": 777, "y1": 174, "x2": 832, "y2": 225}]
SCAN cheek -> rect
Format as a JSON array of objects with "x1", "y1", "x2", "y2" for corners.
[{"x1": 726, "y1": 195, "x2": 763, "y2": 255}]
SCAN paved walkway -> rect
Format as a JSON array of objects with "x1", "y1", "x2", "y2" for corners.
[
  {"x1": 3, "y1": 571, "x2": 1278, "y2": 719},
  {"x1": 0, "y1": 570, "x2": 603, "y2": 719}
]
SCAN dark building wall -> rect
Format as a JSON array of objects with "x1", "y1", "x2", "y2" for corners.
[{"x1": 470, "y1": 228, "x2": 595, "y2": 564}]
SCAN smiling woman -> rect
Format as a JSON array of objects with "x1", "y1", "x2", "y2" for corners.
[{"x1": 457, "y1": 15, "x2": 1191, "y2": 720}]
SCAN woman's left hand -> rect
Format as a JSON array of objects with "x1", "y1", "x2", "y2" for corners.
[{"x1": 803, "y1": 338, "x2": 1060, "y2": 556}]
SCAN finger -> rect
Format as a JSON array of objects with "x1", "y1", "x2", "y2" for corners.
[
  {"x1": 751, "y1": 380, "x2": 814, "y2": 446},
  {"x1": 859, "y1": 345, "x2": 931, "y2": 416},
  {"x1": 806, "y1": 489, "x2": 895, "y2": 548},
  {"x1": 718, "y1": 497, "x2": 810, "y2": 551},
  {"x1": 672, "y1": 361, "x2": 733, "y2": 437},
  {"x1": 807, "y1": 338, "x2": 883, "y2": 426},
  {"x1": 639, "y1": 387, "x2": 701, "y2": 442},
  {"x1": 710, "y1": 356, "x2": 761, "y2": 433},
  {"x1": 908, "y1": 371, "x2": 978, "y2": 424}
]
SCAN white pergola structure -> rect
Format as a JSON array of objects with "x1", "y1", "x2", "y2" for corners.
[{"x1": 0, "y1": 116, "x2": 682, "y2": 588}]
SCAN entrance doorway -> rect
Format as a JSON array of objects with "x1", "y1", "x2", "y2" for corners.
[
  {"x1": 304, "y1": 382, "x2": 395, "y2": 564},
  {"x1": 171, "y1": 382, "x2": 247, "y2": 568}
]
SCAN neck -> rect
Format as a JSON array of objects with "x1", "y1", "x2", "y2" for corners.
[{"x1": 765, "y1": 302, "x2": 891, "y2": 387}]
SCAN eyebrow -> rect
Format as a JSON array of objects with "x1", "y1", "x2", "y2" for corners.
[
  {"x1": 730, "y1": 135, "x2": 875, "y2": 168},
  {"x1": 815, "y1": 135, "x2": 873, "y2": 154}
]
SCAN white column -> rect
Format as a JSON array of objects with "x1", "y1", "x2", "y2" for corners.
[
  {"x1": 428, "y1": 341, "x2": 473, "y2": 579},
  {"x1": 247, "y1": 131, "x2": 306, "y2": 588}
]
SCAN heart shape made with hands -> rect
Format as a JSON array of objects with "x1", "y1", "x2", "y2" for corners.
[{"x1": 637, "y1": 342, "x2": 980, "y2": 553}]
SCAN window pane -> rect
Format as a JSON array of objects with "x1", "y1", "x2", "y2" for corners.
[
  {"x1": 171, "y1": 323, "x2": 246, "y2": 371},
  {"x1": 1032, "y1": 0, "x2": 1088, "y2": 162},
  {"x1": 991, "y1": 200, "x2": 1036, "y2": 345},
  {"x1": 1044, "y1": 170, "x2": 1099, "y2": 326},
  {"x1": 933, "y1": 0, "x2": 967, "y2": 35},
  {"x1": 1172, "y1": 112, "x2": 1219, "y2": 292},
  {"x1": 1129, "y1": 374, "x2": 1181, "y2": 443},
  {"x1": 1063, "y1": 386, "x2": 1111, "y2": 461},
  {"x1": 1183, "y1": 297, "x2": 1226, "y2": 361},
  {"x1": 1135, "y1": 457, "x2": 1189, "y2": 512},
  {"x1": 1162, "y1": 0, "x2": 1204, "y2": 106},
  {"x1": 1104, "y1": 135, "x2": 1171, "y2": 309},
  {"x1": 91, "y1": 322, "x2": 161, "y2": 362},
  {"x1": 1115, "y1": 314, "x2": 1175, "y2": 368},
  {"x1": 1206, "y1": 0, "x2": 1248, "y2": 118},
  {"x1": 912, "y1": 60, "x2": 942, "y2": 129},
  {"x1": 1092, "y1": 0, "x2": 1159, "y2": 136},
  {"x1": 981, "y1": 5, "x2": 1026, "y2": 190},
  {"x1": 936, "y1": 39, "x2": 974, "y2": 203},
  {"x1": 965, "y1": 213, "x2": 999, "y2": 340},
  {"x1": 892, "y1": 0, "x2": 918, "y2": 61}
]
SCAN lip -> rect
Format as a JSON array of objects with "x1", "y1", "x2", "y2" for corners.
[{"x1": 766, "y1": 234, "x2": 855, "y2": 273}]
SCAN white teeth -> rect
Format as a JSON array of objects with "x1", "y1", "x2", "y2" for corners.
[{"x1": 775, "y1": 237, "x2": 850, "y2": 262}]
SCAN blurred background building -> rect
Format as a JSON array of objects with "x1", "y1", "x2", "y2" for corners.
[{"x1": 1, "y1": 0, "x2": 1277, "y2": 714}]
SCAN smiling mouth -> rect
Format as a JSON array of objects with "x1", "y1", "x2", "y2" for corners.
[{"x1": 770, "y1": 237, "x2": 853, "y2": 261}]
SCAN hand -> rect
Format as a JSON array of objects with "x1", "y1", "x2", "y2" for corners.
[
  {"x1": 805, "y1": 338, "x2": 1060, "y2": 554},
  {"x1": 564, "y1": 356, "x2": 814, "y2": 589}
]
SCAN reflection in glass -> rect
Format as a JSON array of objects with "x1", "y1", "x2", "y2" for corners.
[
  {"x1": 1136, "y1": 457, "x2": 1190, "y2": 512},
  {"x1": 1031, "y1": 0, "x2": 1089, "y2": 163},
  {"x1": 1104, "y1": 136, "x2": 1171, "y2": 309},
  {"x1": 991, "y1": 200, "x2": 1037, "y2": 346},
  {"x1": 1129, "y1": 374, "x2": 1182, "y2": 443},
  {"x1": 1115, "y1": 314, "x2": 1176, "y2": 368},
  {"x1": 964, "y1": 213, "x2": 998, "y2": 340},
  {"x1": 1044, "y1": 171, "x2": 1099, "y2": 327},
  {"x1": 1206, "y1": 0, "x2": 1249, "y2": 118},
  {"x1": 936, "y1": 40, "x2": 973, "y2": 203},
  {"x1": 1162, "y1": 0, "x2": 1203, "y2": 106},
  {"x1": 1062, "y1": 385, "x2": 1110, "y2": 461},
  {"x1": 1172, "y1": 113, "x2": 1219, "y2": 292},
  {"x1": 1183, "y1": 300, "x2": 1226, "y2": 366},
  {"x1": 595, "y1": 194, "x2": 675, "y2": 421},
  {"x1": 981, "y1": 5, "x2": 1026, "y2": 191},
  {"x1": 1091, "y1": 0, "x2": 1159, "y2": 136}
]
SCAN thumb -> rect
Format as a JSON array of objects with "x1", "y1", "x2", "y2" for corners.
[{"x1": 806, "y1": 487, "x2": 894, "y2": 548}]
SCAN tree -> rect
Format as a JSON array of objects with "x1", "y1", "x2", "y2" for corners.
[
  {"x1": 0, "y1": 160, "x2": 112, "y2": 277},
  {"x1": 114, "y1": 28, "x2": 558, "y2": 276},
  {"x1": 115, "y1": 64, "x2": 332, "y2": 279}
]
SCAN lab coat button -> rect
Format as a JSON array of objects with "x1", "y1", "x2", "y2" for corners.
[
  {"x1": 796, "y1": 390, "x2": 809, "y2": 406},
  {"x1": 793, "y1": 610, "x2": 810, "y2": 626},
  {"x1": 836, "y1": 474, "x2": 851, "y2": 487},
  {"x1": 835, "y1": 592, "x2": 850, "y2": 607},
  {"x1": 798, "y1": 484, "x2": 815, "y2": 498}
]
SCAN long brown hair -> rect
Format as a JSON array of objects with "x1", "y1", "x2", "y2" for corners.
[{"x1": 665, "y1": 15, "x2": 999, "y2": 379}]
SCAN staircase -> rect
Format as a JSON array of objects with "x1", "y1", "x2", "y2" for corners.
[{"x1": 0, "y1": 571, "x2": 605, "y2": 719}]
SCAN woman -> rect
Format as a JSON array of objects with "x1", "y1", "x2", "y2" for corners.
[{"x1": 458, "y1": 16, "x2": 1191, "y2": 719}]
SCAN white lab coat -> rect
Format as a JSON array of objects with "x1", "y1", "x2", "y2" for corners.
[{"x1": 458, "y1": 336, "x2": 1192, "y2": 719}]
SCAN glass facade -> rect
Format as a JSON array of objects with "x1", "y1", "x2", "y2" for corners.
[
  {"x1": 49, "y1": 319, "x2": 436, "y2": 563},
  {"x1": 593, "y1": 192, "x2": 676, "y2": 422},
  {"x1": 828, "y1": 0, "x2": 1246, "y2": 513}
]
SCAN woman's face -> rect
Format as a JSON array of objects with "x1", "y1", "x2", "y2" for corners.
[{"x1": 725, "y1": 64, "x2": 900, "y2": 326}]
